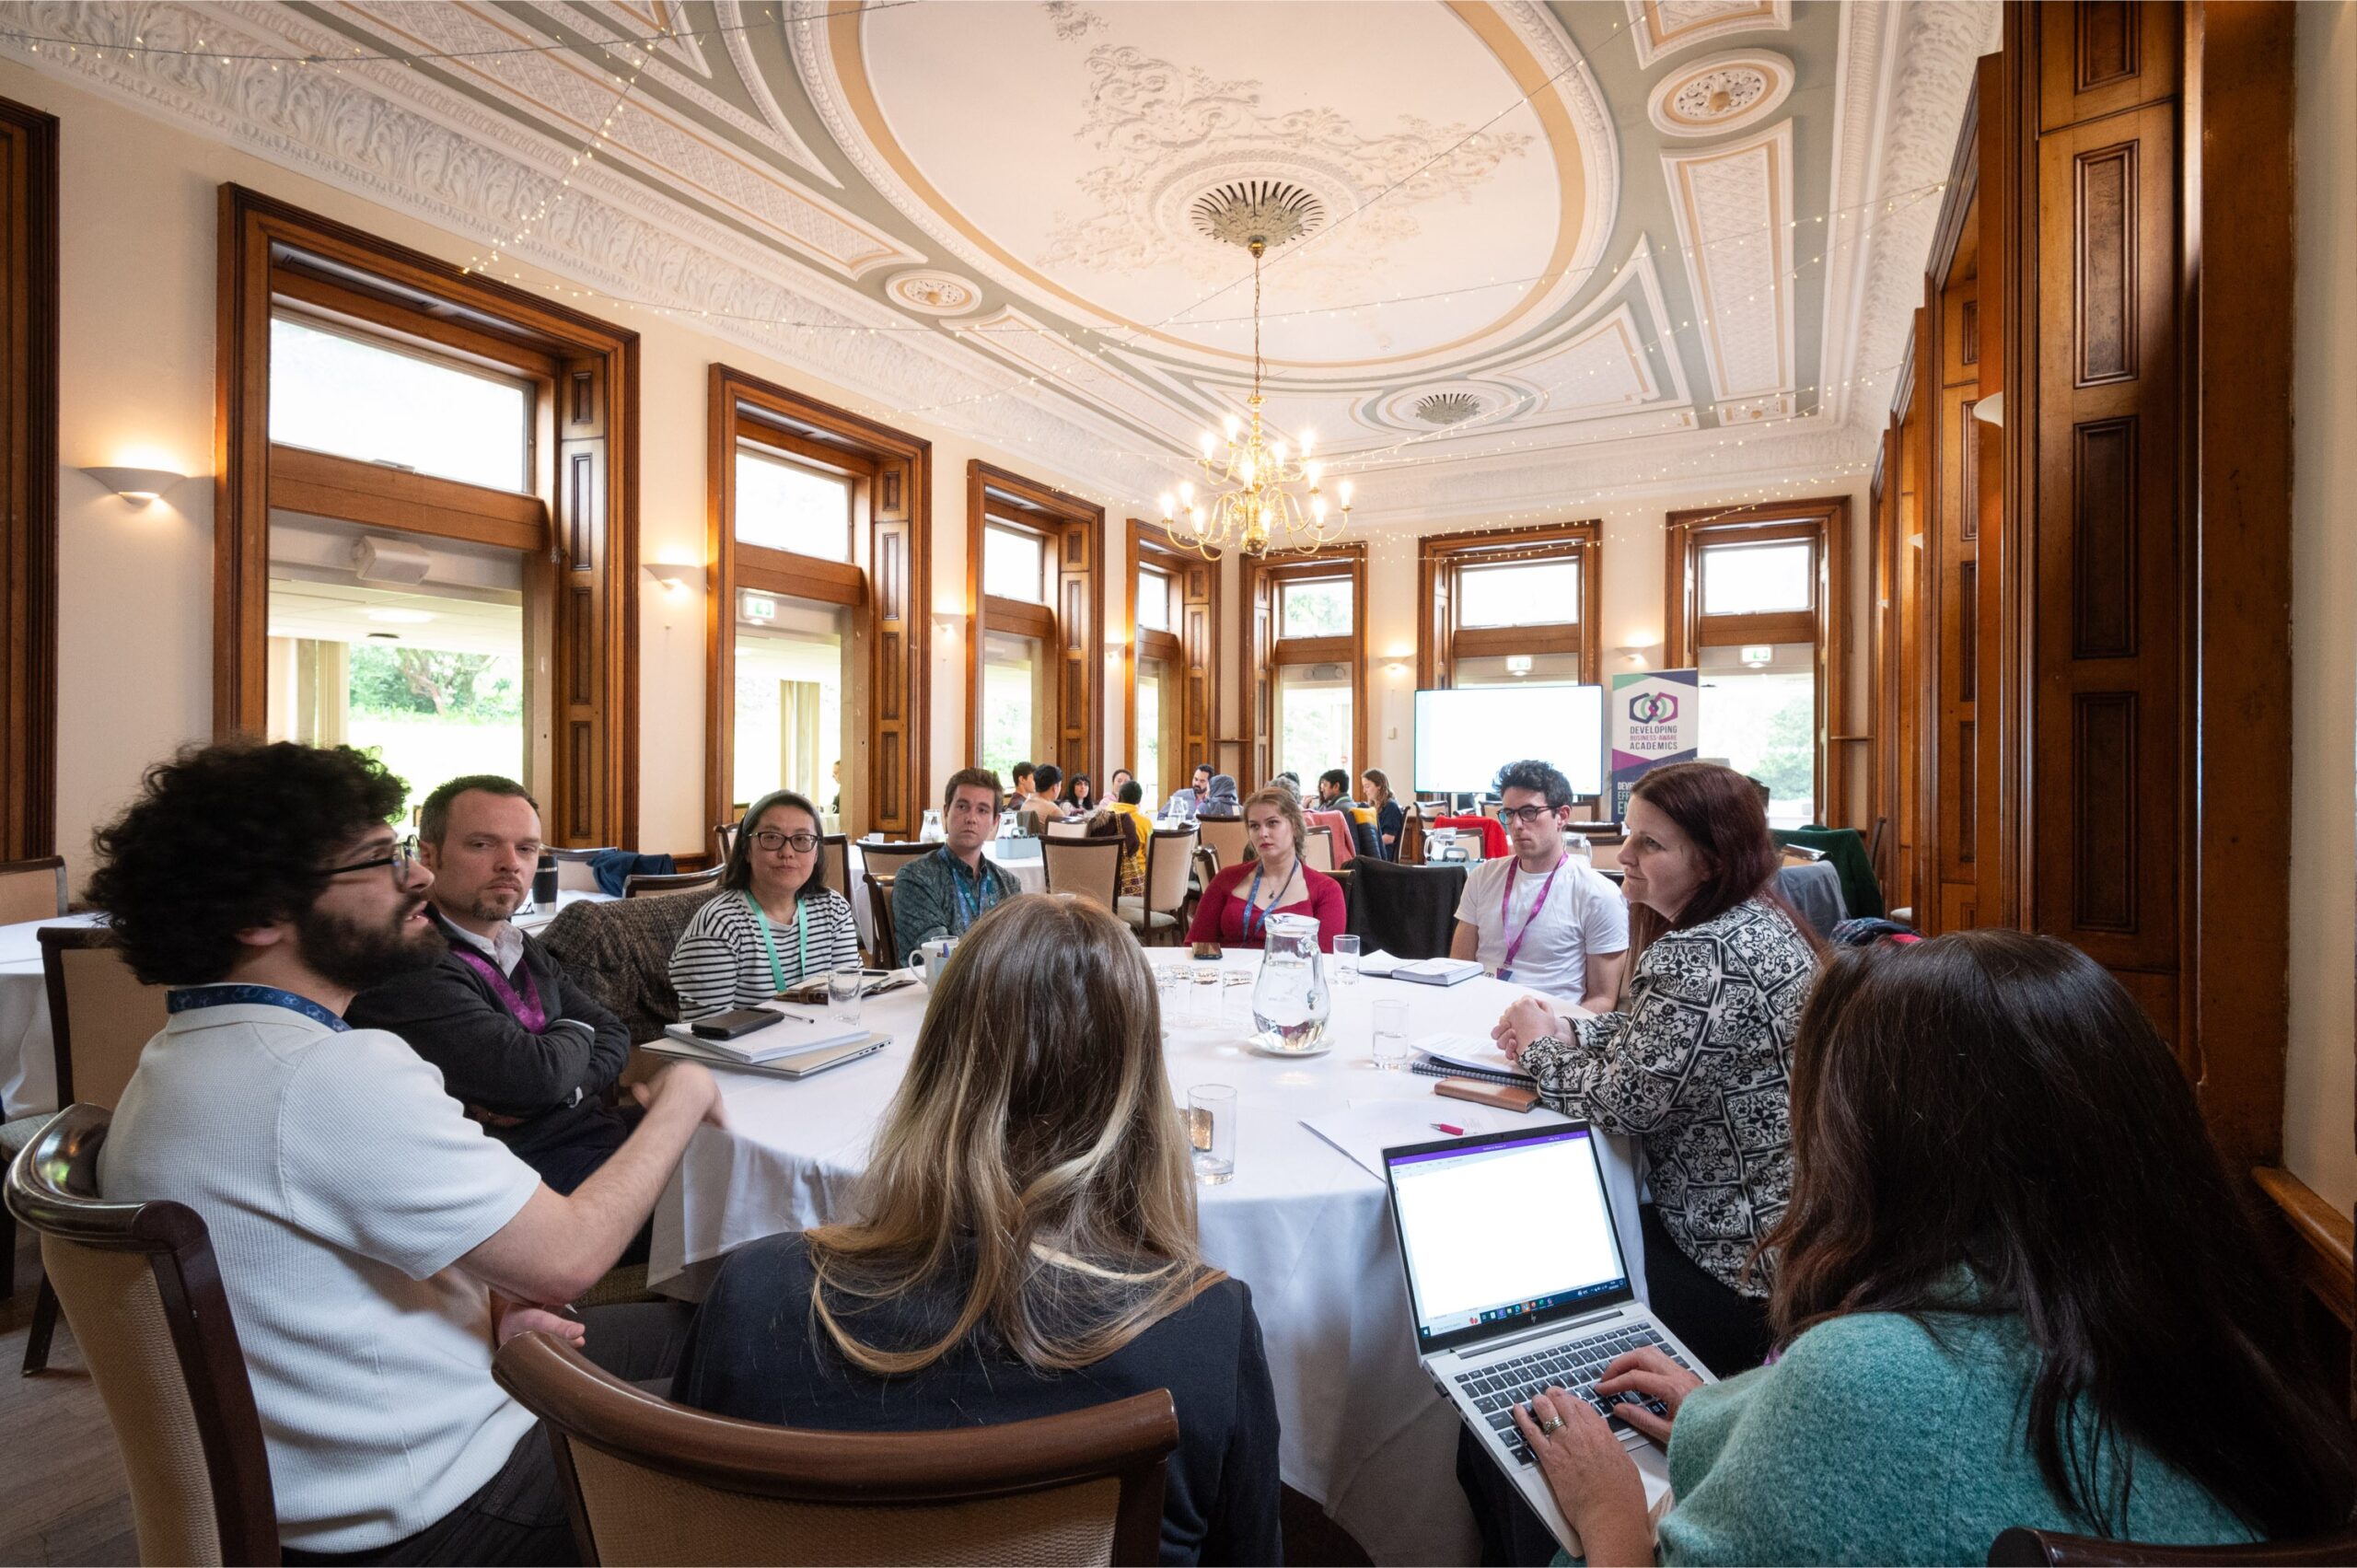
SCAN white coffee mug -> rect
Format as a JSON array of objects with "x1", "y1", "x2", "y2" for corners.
[{"x1": 918, "y1": 937, "x2": 958, "y2": 986}]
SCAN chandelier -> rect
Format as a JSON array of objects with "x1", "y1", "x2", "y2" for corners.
[{"x1": 1159, "y1": 189, "x2": 1353, "y2": 558}]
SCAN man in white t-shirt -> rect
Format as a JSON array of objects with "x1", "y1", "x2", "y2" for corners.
[
  {"x1": 90, "y1": 739, "x2": 724, "y2": 1564},
  {"x1": 1449, "y1": 758, "x2": 1628, "y2": 1011}
]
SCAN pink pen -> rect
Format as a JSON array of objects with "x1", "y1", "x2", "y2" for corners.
[{"x1": 1431, "y1": 1121, "x2": 1464, "y2": 1136}]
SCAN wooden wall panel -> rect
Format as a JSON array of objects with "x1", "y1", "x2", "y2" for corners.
[
  {"x1": 1180, "y1": 556, "x2": 1217, "y2": 772},
  {"x1": 0, "y1": 99, "x2": 57, "y2": 863}
]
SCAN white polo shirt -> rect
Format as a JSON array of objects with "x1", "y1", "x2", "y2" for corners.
[
  {"x1": 1453, "y1": 854, "x2": 1629, "y2": 1003},
  {"x1": 98, "y1": 986, "x2": 542, "y2": 1552}
]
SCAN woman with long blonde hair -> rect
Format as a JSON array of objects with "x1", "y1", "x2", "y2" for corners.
[{"x1": 669, "y1": 894, "x2": 1282, "y2": 1564}]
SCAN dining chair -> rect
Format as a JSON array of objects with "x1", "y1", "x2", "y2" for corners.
[
  {"x1": 6, "y1": 1105, "x2": 282, "y2": 1564},
  {"x1": 0, "y1": 855, "x2": 67, "y2": 923},
  {"x1": 1040, "y1": 839, "x2": 1121, "y2": 912},
  {"x1": 1194, "y1": 818, "x2": 1248, "y2": 875},
  {"x1": 865, "y1": 872, "x2": 900, "y2": 970},
  {"x1": 493, "y1": 1330, "x2": 1177, "y2": 1566},
  {"x1": 621, "y1": 866, "x2": 725, "y2": 899},
  {"x1": 1118, "y1": 829, "x2": 1197, "y2": 947},
  {"x1": 1302, "y1": 827, "x2": 1336, "y2": 873},
  {"x1": 17, "y1": 927, "x2": 172, "y2": 1371}
]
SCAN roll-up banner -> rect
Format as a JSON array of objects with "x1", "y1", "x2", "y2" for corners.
[{"x1": 1608, "y1": 668, "x2": 1700, "y2": 822}]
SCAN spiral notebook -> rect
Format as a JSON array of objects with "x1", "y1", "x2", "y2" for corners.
[{"x1": 1411, "y1": 1033, "x2": 1538, "y2": 1088}]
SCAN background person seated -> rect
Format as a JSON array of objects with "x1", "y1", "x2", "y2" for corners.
[
  {"x1": 892, "y1": 769, "x2": 1021, "y2": 964},
  {"x1": 1511, "y1": 930, "x2": 2357, "y2": 1565},
  {"x1": 1162, "y1": 761, "x2": 1213, "y2": 818},
  {"x1": 670, "y1": 895, "x2": 1283, "y2": 1566},
  {"x1": 1016, "y1": 761, "x2": 1066, "y2": 834},
  {"x1": 349, "y1": 775, "x2": 635, "y2": 1194},
  {"x1": 1198, "y1": 772, "x2": 1242, "y2": 817},
  {"x1": 1107, "y1": 779, "x2": 1155, "y2": 895},
  {"x1": 1361, "y1": 768, "x2": 1403, "y2": 860},
  {"x1": 1185, "y1": 787, "x2": 1346, "y2": 951},
  {"x1": 89, "y1": 739, "x2": 721, "y2": 1566},
  {"x1": 1449, "y1": 759, "x2": 1627, "y2": 1013},
  {"x1": 669, "y1": 789, "x2": 860, "y2": 1017},
  {"x1": 1064, "y1": 772, "x2": 1098, "y2": 814},
  {"x1": 1314, "y1": 769, "x2": 1356, "y2": 809}
]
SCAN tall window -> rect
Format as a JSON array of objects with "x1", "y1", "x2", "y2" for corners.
[
  {"x1": 221, "y1": 188, "x2": 636, "y2": 847},
  {"x1": 1132, "y1": 562, "x2": 1178, "y2": 804},
  {"x1": 708, "y1": 365, "x2": 932, "y2": 842},
  {"x1": 1666, "y1": 501, "x2": 1850, "y2": 830},
  {"x1": 1247, "y1": 546, "x2": 1366, "y2": 792},
  {"x1": 1418, "y1": 522, "x2": 1601, "y2": 703},
  {"x1": 967, "y1": 463, "x2": 1102, "y2": 792},
  {"x1": 1125, "y1": 523, "x2": 1215, "y2": 815}
]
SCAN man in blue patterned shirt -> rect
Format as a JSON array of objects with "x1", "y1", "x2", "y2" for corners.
[{"x1": 890, "y1": 768, "x2": 1023, "y2": 965}]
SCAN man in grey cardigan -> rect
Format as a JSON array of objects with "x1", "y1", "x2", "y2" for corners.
[{"x1": 350, "y1": 775, "x2": 635, "y2": 1194}]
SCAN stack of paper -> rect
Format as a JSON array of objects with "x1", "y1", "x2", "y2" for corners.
[
  {"x1": 1301, "y1": 1098, "x2": 1569, "y2": 1181},
  {"x1": 662, "y1": 1009, "x2": 869, "y2": 1063},
  {"x1": 1418, "y1": 1033, "x2": 1531, "y2": 1079}
]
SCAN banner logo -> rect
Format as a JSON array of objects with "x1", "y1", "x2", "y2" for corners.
[{"x1": 1628, "y1": 691, "x2": 1679, "y2": 726}]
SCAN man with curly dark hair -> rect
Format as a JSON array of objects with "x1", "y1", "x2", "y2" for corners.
[{"x1": 94, "y1": 739, "x2": 723, "y2": 1564}]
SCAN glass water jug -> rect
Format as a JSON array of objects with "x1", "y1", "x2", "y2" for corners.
[
  {"x1": 1250, "y1": 912, "x2": 1329, "y2": 1054},
  {"x1": 919, "y1": 807, "x2": 946, "y2": 842}
]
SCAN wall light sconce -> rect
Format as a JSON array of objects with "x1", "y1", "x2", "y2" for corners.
[
  {"x1": 82, "y1": 466, "x2": 189, "y2": 506},
  {"x1": 1971, "y1": 391, "x2": 2003, "y2": 427},
  {"x1": 642, "y1": 563, "x2": 701, "y2": 595},
  {"x1": 1504, "y1": 655, "x2": 1535, "y2": 678},
  {"x1": 1610, "y1": 642, "x2": 1665, "y2": 669}
]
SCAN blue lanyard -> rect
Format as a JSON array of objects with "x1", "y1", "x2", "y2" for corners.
[
  {"x1": 942, "y1": 847, "x2": 996, "y2": 932},
  {"x1": 167, "y1": 984, "x2": 350, "y2": 1032},
  {"x1": 1241, "y1": 860, "x2": 1299, "y2": 942},
  {"x1": 743, "y1": 891, "x2": 807, "y2": 992}
]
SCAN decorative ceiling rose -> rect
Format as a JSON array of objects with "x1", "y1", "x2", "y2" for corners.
[
  {"x1": 1648, "y1": 51, "x2": 1794, "y2": 137},
  {"x1": 1413, "y1": 392, "x2": 1485, "y2": 426},
  {"x1": 1159, "y1": 230, "x2": 1353, "y2": 560},
  {"x1": 884, "y1": 269, "x2": 981, "y2": 316},
  {"x1": 1188, "y1": 180, "x2": 1327, "y2": 250}
]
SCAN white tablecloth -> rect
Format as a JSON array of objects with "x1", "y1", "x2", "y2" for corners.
[
  {"x1": 842, "y1": 842, "x2": 1048, "y2": 949},
  {"x1": 0, "y1": 911, "x2": 105, "y2": 1118},
  {"x1": 650, "y1": 951, "x2": 1644, "y2": 1565}
]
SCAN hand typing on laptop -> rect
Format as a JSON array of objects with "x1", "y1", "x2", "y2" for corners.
[
  {"x1": 1512, "y1": 1388, "x2": 1659, "y2": 1567},
  {"x1": 1593, "y1": 1345, "x2": 1701, "y2": 1445}
]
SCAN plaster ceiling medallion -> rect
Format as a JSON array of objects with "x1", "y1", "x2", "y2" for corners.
[
  {"x1": 1367, "y1": 381, "x2": 1516, "y2": 434},
  {"x1": 1648, "y1": 52, "x2": 1794, "y2": 138},
  {"x1": 884, "y1": 269, "x2": 983, "y2": 316},
  {"x1": 1413, "y1": 391, "x2": 1486, "y2": 426},
  {"x1": 1623, "y1": 0, "x2": 1792, "y2": 69},
  {"x1": 1188, "y1": 180, "x2": 1328, "y2": 250}
]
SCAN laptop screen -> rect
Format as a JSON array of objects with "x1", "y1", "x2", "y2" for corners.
[{"x1": 1385, "y1": 1124, "x2": 1632, "y2": 1355}]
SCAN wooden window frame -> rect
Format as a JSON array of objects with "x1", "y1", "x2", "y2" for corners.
[
  {"x1": 1244, "y1": 545, "x2": 1368, "y2": 789},
  {"x1": 0, "y1": 98, "x2": 57, "y2": 862},
  {"x1": 705, "y1": 365, "x2": 930, "y2": 840},
  {"x1": 966, "y1": 462, "x2": 1102, "y2": 786},
  {"x1": 1666, "y1": 497, "x2": 1853, "y2": 825},
  {"x1": 215, "y1": 186, "x2": 638, "y2": 845},
  {"x1": 1122, "y1": 521, "x2": 1220, "y2": 799},
  {"x1": 1415, "y1": 521, "x2": 1602, "y2": 690}
]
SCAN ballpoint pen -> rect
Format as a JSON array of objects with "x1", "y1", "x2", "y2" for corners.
[{"x1": 1431, "y1": 1121, "x2": 1464, "y2": 1136}]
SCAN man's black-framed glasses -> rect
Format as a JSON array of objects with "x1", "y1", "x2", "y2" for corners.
[
  {"x1": 750, "y1": 829, "x2": 820, "y2": 854},
  {"x1": 1496, "y1": 805, "x2": 1558, "y2": 826},
  {"x1": 328, "y1": 835, "x2": 419, "y2": 884}
]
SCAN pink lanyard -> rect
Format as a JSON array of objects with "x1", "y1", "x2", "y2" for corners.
[
  {"x1": 452, "y1": 945, "x2": 549, "y2": 1032},
  {"x1": 1495, "y1": 857, "x2": 1565, "y2": 981}
]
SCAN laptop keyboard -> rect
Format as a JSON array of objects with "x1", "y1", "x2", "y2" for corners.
[{"x1": 1451, "y1": 1323, "x2": 1690, "y2": 1466}]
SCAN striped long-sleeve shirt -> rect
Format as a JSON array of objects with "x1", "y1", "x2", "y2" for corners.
[{"x1": 667, "y1": 888, "x2": 862, "y2": 1018}]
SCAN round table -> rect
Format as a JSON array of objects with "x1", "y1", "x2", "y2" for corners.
[{"x1": 648, "y1": 948, "x2": 1644, "y2": 1564}]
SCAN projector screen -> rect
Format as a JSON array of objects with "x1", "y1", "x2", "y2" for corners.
[{"x1": 1414, "y1": 684, "x2": 1605, "y2": 797}]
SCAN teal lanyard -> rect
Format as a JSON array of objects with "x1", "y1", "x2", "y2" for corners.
[
  {"x1": 942, "y1": 847, "x2": 995, "y2": 933},
  {"x1": 1241, "y1": 860, "x2": 1298, "y2": 942},
  {"x1": 743, "y1": 890, "x2": 807, "y2": 992}
]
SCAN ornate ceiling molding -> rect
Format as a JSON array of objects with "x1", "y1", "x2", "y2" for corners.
[
  {"x1": 1622, "y1": 0, "x2": 1793, "y2": 70},
  {"x1": 1647, "y1": 50, "x2": 1795, "y2": 138},
  {"x1": 1663, "y1": 119, "x2": 1796, "y2": 402}
]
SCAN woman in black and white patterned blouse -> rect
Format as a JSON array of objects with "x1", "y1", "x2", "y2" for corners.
[
  {"x1": 669, "y1": 790, "x2": 862, "y2": 1018},
  {"x1": 1493, "y1": 762, "x2": 1824, "y2": 1377}
]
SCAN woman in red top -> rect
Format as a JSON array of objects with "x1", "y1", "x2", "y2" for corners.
[{"x1": 1185, "y1": 786, "x2": 1348, "y2": 951}]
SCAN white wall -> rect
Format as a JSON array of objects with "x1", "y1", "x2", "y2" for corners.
[
  {"x1": 2283, "y1": 0, "x2": 2357, "y2": 1214},
  {"x1": 4, "y1": 55, "x2": 1109, "y2": 882}
]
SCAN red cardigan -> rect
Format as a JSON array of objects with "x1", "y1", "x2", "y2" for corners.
[{"x1": 1185, "y1": 861, "x2": 1348, "y2": 951}]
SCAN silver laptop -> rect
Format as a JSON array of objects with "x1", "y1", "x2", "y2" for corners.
[{"x1": 1384, "y1": 1122, "x2": 1714, "y2": 1553}]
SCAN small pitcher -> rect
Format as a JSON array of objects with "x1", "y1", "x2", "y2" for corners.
[{"x1": 1250, "y1": 912, "x2": 1329, "y2": 1054}]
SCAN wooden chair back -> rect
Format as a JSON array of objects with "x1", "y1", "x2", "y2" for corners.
[
  {"x1": 493, "y1": 1330, "x2": 1176, "y2": 1567},
  {"x1": 1987, "y1": 1526, "x2": 2357, "y2": 1566},
  {"x1": 1044, "y1": 819, "x2": 1090, "y2": 841},
  {"x1": 713, "y1": 822, "x2": 740, "y2": 863},
  {"x1": 857, "y1": 842, "x2": 937, "y2": 884},
  {"x1": 1042, "y1": 838, "x2": 1121, "y2": 912},
  {"x1": 5, "y1": 1105, "x2": 281, "y2": 1565},
  {"x1": 1586, "y1": 836, "x2": 1625, "y2": 875},
  {"x1": 1195, "y1": 817, "x2": 1248, "y2": 874},
  {"x1": 41, "y1": 927, "x2": 170, "y2": 1110},
  {"x1": 1302, "y1": 826, "x2": 1336, "y2": 873},
  {"x1": 1122, "y1": 830, "x2": 1197, "y2": 945},
  {"x1": 552, "y1": 848, "x2": 615, "y2": 893},
  {"x1": 819, "y1": 834, "x2": 852, "y2": 904},
  {"x1": 0, "y1": 854, "x2": 67, "y2": 923},
  {"x1": 623, "y1": 866, "x2": 725, "y2": 899},
  {"x1": 865, "y1": 872, "x2": 899, "y2": 970}
]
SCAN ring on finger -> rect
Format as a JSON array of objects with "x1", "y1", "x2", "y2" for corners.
[{"x1": 1539, "y1": 1414, "x2": 1567, "y2": 1434}]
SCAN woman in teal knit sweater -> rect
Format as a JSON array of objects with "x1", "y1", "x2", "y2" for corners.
[{"x1": 1509, "y1": 931, "x2": 2356, "y2": 1565}]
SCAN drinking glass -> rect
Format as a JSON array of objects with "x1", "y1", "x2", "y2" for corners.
[
  {"x1": 1188, "y1": 1084, "x2": 1236, "y2": 1185},
  {"x1": 1332, "y1": 935, "x2": 1362, "y2": 985},
  {"x1": 827, "y1": 963, "x2": 864, "y2": 1024},
  {"x1": 1153, "y1": 965, "x2": 1183, "y2": 1038},
  {"x1": 1372, "y1": 997, "x2": 1411, "y2": 1071},
  {"x1": 1190, "y1": 965, "x2": 1222, "y2": 1024}
]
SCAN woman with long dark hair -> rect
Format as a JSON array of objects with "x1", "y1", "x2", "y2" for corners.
[
  {"x1": 1506, "y1": 930, "x2": 2357, "y2": 1564},
  {"x1": 1492, "y1": 761, "x2": 1823, "y2": 1374},
  {"x1": 668, "y1": 790, "x2": 860, "y2": 1016}
]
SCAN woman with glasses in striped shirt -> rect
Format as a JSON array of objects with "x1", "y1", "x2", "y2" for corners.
[{"x1": 668, "y1": 790, "x2": 862, "y2": 1017}]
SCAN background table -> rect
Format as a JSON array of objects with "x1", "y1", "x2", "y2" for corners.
[
  {"x1": 650, "y1": 951, "x2": 1644, "y2": 1565},
  {"x1": 842, "y1": 842, "x2": 1048, "y2": 950}
]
